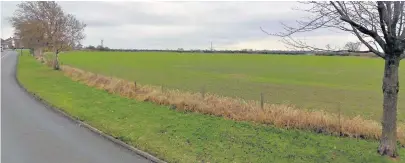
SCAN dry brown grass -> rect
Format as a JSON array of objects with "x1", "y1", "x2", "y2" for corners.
[{"x1": 58, "y1": 64, "x2": 405, "y2": 145}]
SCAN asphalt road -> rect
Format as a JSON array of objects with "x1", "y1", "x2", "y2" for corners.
[{"x1": 1, "y1": 51, "x2": 152, "y2": 163}]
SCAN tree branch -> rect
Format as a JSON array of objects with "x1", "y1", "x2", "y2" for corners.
[
  {"x1": 352, "y1": 2, "x2": 376, "y2": 31},
  {"x1": 344, "y1": 22, "x2": 386, "y2": 52},
  {"x1": 267, "y1": 1, "x2": 401, "y2": 59},
  {"x1": 398, "y1": 2, "x2": 405, "y2": 40},
  {"x1": 330, "y1": 1, "x2": 346, "y2": 16},
  {"x1": 352, "y1": 27, "x2": 385, "y2": 58},
  {"x1": 400, "y1": 25, "x2": 405, "y2": 39},
  {"x1": 262, "y1": 10, "x2": 335, "y2": 37},
  {"x1": 370, "y1": 40, "x2": 382, "y2": 52},
  {"x1": 392, "y1": 1, "x2": 402, "y2": 35},
  {"x1": 386, "y1": 2, "x2": 393, "y2": 24},
  {"x1": 377, "y1": 2, "x2": 389, "y2": 45},
  {"x1": 279, "y1": 35, "x2": 347, "y2": 52},
  {"x1": 331, "y1": 1, "x2": 386, "y2": 51},
  {"x1": 397, "y1": 2, "x2": 404, "y2": 37}
]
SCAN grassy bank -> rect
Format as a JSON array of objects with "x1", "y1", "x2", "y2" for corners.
[
  {"x1": 17, "y1": 55, "x2": 404, "y2": 162},
  {"x1": 59, "y1": 51, "x2": 404, "y2": 122},
  {"x1": 60, "y1": 64, "x2": 405, "y2": 144}
]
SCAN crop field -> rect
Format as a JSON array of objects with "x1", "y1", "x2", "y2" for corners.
[{"x1": 60, "y1": 51, "x2": 405, "y2": 122}]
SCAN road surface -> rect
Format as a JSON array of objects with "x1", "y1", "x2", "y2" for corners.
[{"x1": 1, "y1": 51, "x2": 152, "y2": 163}]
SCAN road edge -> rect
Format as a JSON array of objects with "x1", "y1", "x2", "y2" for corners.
[{"x1": 13, "y1": 55, "x2": 167, "y2": 163}]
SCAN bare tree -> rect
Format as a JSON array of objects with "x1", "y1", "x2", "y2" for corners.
[
  {"x1": 325, "y1": 44, "x2": 332, "y2": 51},
  {"x1": 262, "y1": 1, "x2": 405, "y2": 157},
  {"x1": 344, "y1": 41, "x2": 362, "y2": 51},
  {"x1": 9, "y1": 1, "x2": 86, "y2": 70},
  {"x1": 75, "y1": 43, "x2": 83, "y2": 50},
  {"x1": 49, "y1": 13, "x2": 86, "y2": 70},
  {"x1": 11, "y1": 20, "x2": 47, "y2": 57}
]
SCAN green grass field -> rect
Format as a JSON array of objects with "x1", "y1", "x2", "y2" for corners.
[
  {"x1": 60, "y1": 51, "x2": 405, "y2": 122},
  {"x1": 17, "y1": 49, "x2": 31, "y2": 56},
  {"x1": 18, "y1": 53, "x2": 404, "y2": 163}
]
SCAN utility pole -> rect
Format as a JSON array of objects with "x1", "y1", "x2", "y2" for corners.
[
  {"x1": 101, "y1": 39, "x2": 104, "y2": 47},
  {"x1": 210, "y1": 41, "x2": 213, "y2": 51}
]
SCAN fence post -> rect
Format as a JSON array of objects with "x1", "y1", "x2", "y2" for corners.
[
  {"x1": 338, "y1": 103, "x2": 342, "y2": 136},
  {"x1": 201, "y1": 85, "x2": 206, "y2": 99},
  {"x1": 134, "y1": 81, "x2": 137, "y2": 89},
  {"x1": 260, "y1": 92, "x2": 264, "y2": 109}
]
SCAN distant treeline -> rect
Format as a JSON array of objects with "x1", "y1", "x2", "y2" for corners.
[
  {"x1": 82, "y1": 45, "x2": 376, "y2": 57},
  {"x1": 12, "y1": 44, "x2": 373, "y2": 57}
]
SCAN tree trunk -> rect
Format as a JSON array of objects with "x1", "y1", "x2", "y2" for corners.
[
  {"x1": 53, "y1": 50, "x2": 60, "y2": 70},
  {"x1": 30, "y1": 48, "x2": 34, "y2": 56},
  {"x1": 34, "y1": 48, "x2": 44, "y2": 62},
  {"x1": 378, "y1": 55, "x2": 400, "y2": 157}
]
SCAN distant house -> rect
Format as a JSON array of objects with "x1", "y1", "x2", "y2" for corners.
[
  {"x1": 1, "y1": 39, "x2": 8, "y2": 49},
  {"x1": 13, "y1": 37, "x2": 22, "y2": 48},
  {"x1": 1, "y1": 37, "x2": 15, "y2": 49}
]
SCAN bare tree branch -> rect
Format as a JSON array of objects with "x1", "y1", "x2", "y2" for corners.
[
  {"x1": 352, "y1": 2, "x2": 376, "y2": 31},
  {"x1": 330, "y1": 2, "x2": 345, "y2": 16},
  {"x1": 392, "y1": 1, "x2": 402, "y2": 34},
  {"x1": 279, "y1": 36, "x2": 344, "y2": 52},
  {"x1": 269, "y1": 1, "x2": 405, "y2": 56},
  {"x1": 400, "y1": 22, "x2": 405, "y2": 39},
  {"x1": 378, "y1": 2, "x2": 390, "y2": 43},
  {"x1": 352, "y1": 27, "x2": 385, "y2": 58},
  {"x1": 371, "y1": 40, "x2": 382, "y2": 52},
  {"x1": 397, "y1": 2, "x2": 404, "y2": 37},
  {"x1": 9, "y1": 1, "x2": 86, "y2": 53},
  {"x1": 331, "y1": 1, "x2": 387, "y2": 51}
]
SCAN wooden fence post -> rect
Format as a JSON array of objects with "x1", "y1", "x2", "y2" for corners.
[
  {"x1": 338, "y1": 103, "x2": 342, "y2": 136},
  {"x1": 201, "y1": 85, "x2": 206, "y2": 99},
  {"x1": 260, "y1": 92, "x2": 264, "y2": 109}
]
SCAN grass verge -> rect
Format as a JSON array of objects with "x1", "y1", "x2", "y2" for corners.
[
  {"x1": 59, "y1": 65, "x2": 405, "y2": 145},
  {"x1": 17, "y1": 55, "x2": 404, "y2": 162},
  {"x1": 17, "y1": 49, "x2": 30, "y2": 56}
]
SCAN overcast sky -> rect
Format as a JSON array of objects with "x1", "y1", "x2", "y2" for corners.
[{"x1": 1, "y1": 1, "x2": 359, "y2": 50}]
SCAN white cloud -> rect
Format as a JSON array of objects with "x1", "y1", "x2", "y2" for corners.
[
  {"x1": 222, "y1": 34, "x2": 361, "y2": 50},
  {"x1": 0, "y1": 1, "x2": 363, "y2": 50}
]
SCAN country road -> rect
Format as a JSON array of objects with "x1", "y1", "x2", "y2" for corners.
[{"x1": 1, "y1": 51, "x2": 152, "y2": 163}]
